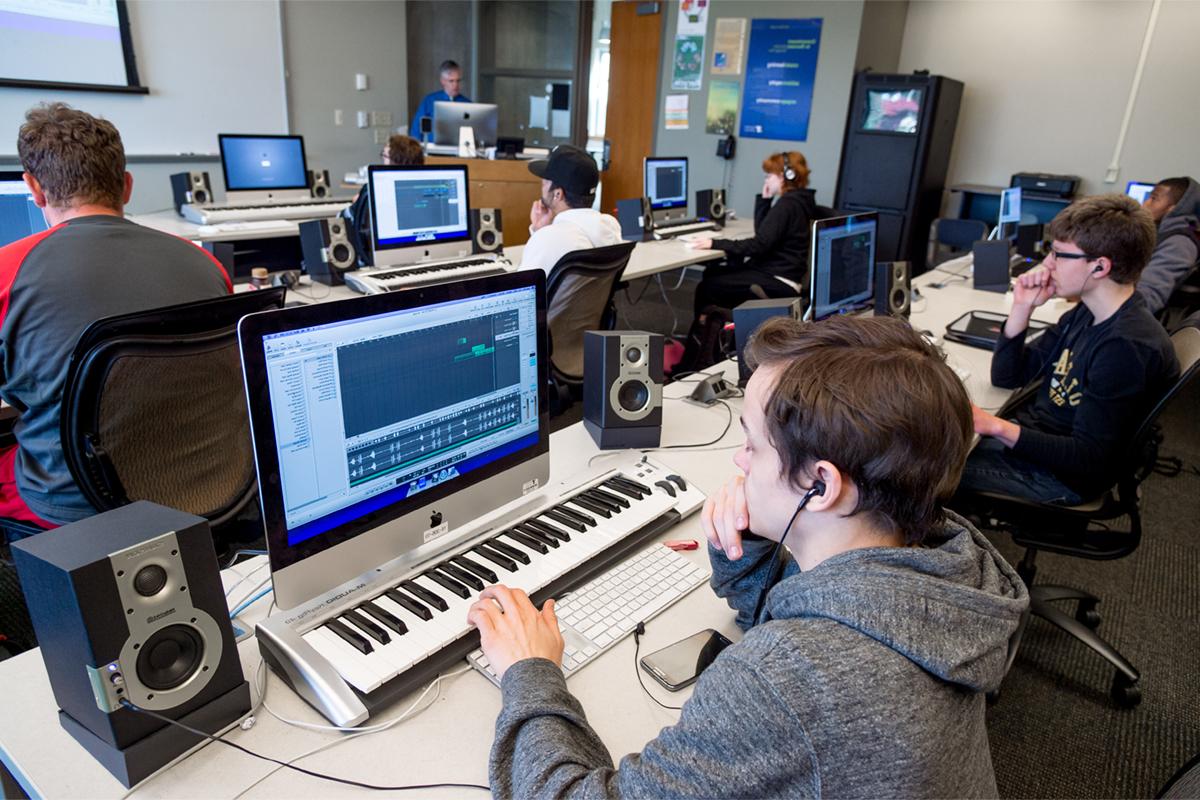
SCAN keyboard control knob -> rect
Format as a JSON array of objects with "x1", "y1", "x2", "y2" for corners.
[
  {"x1": 666, "y1": 474, "x2": 687, "y2": 492},
  {"x1": 654, "y1": 480, "x2": 677, "y2": 498}
]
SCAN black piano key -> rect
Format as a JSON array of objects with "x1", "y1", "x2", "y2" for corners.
[
  {"x1": 326, "y1": 618, "x2": 373, "y2": 654},
  {"x1": 361, "y1": 601, "x2": 408, "y2": 635},
  {"x1": 488, "y1": 536, "x2": 533, "y2": 563},
  {"x1": 566, "y1": 494, "x2": 611, "y2": 518},
  {"x1": 439, "y1": 562, "x2": 484, "y2": 591},
  {"x1": 452, "y1": 555, "x2": 499, "y2": 583},
  {"x1": 588, "y1": 486, "x2": 630, "y2": 508},
  {"x1": 472, "y1": 543, "x2": 518, "y2": 572},
  {"x1": 603, "y1": 478, "x2": 645, "y2": 500},
  {"x1": 522, "y1": 517, "x2": 570, "y2": 542},
  {"x1": 385, "y1": 588, "x2": 433, "y2": 621},
  {"x1": 425, "y1": 569, "x2": 472, "y2": 599},
  {"x1": 543, "y1": 508, "x2": 587, "y2": 532},
  {"x1": 401, "y1": 580, "x2": 450, "y2": 612},
  {"x1": 580, "y1": 489, "x2": 622, "y2": 513},
  {"x1": 342, "y1": 609, "x2": 390, "y2": 645},
  {"x1": 610, "y1": 475, "x2": 653, "y2": 496},
  {"x1": 555, "y1": 504, "x2": 597, "y2": 526},
  {"x1": 505, "y1": 528, "x2": 549, "y2": 554},
  {"x1": 515, "y1": 524, "x2": 560, "y2": 549}
]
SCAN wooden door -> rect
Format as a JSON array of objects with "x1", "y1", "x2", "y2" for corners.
[{"x1": 601, "y1": 1, "x2": 664, "y2": 212}]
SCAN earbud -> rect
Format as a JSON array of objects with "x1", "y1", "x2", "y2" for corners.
[
  {"x1": 1092, "y1": 265, "x2": 1103, "y2": 274},
  {"x1": 795, "y1": 480, "x2": 826, "y2": 512}
]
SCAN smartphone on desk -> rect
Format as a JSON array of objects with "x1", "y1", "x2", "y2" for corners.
[{"x1": 639, "y1": 629, "x2": 733, "y2": 691}]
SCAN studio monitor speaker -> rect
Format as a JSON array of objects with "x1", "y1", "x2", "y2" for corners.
[
  {"x1": 583, "y1": 331, "x2": 664, "y2": 449},
  {"x1": 733, "y1": 297, "x2": 801, "y2": 387},
  {"x1": 169, "y1": 171, "x2": 212, "y2": 213},
  {"x1": 469, "y1": 207, "x2": 503, "y2": 254},
  {"x1": 873, "y1": 260, "x2": 911, "y2": 318},
  {"x1": 616, "y1": 197, "x2": 653, "y2": 242},
  {"x1": 299, "y1": 216, "x2": 358, "y2": 286},
  {"x1": 308, "y1": 168, "x2": 332, "y2": 199},
  {"x1": 695, "y1": 188, "x2": 726, "y2": 228},
  {"x1": 11, "y1": 502, "x2": 250, "y2": 787}
]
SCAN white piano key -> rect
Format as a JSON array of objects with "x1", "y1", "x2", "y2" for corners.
[{"x1": 303, "y1": 627, "x2": 389, "y2": 694}]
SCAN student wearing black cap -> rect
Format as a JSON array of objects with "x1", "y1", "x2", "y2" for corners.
[{"x1": 519, "y1": 145, "x2": 621, "y2": 273}]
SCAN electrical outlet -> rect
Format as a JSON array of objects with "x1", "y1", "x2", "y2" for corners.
[
  {"x1": 334, "y1": 109, "x2": 343, "y2": 126},
  {"x1": 357, "y1": 110, "x2": 369, "y2": 129},
  {"x1": 375, "y1": 111, "x2": 393, "y2": 128},
  {"x1": 355, "y1": 73, "x2": 369, "y2": 91},
  {"x1": 374, "y1": 129, "x2": 389, "y2": 145}
]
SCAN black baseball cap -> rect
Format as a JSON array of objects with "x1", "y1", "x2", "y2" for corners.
[{"x1": 527, "y1": 145, "x2": 599, "y2": 197}]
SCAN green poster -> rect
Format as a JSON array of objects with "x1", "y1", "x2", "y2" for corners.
[
  {"x1": 672, "y1": 35, "x2": 705, "y2": 91},
  {"x1": 706, "y1": 79, "x2": 740, "y2": 135}
]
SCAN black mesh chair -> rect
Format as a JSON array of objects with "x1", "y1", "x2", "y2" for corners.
[
  {"x1": 60, "y1": 288, "x2": 287, "y2": 532},
  {"x1": 927, "y1": 217, "x2": 989, "y2": 267},
  {"x1": 956, "y1": 321, "x2": 1200, "y2": 706},
  {"x1": 544, "y1": 242, "x2": 637, "y2": 410}
]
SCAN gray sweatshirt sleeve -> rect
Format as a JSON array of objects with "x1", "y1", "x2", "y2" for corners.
[
  {"x1": 1136, "y1": 235, "x2": 1198, "y2": 315},
  {"x1": 708, "y1": 535, "x2": 795, "y2": 630},
  {"x1": 489, "y1": 653, "x2": 819, "y2": 799}
]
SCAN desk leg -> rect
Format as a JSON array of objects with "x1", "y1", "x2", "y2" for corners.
[{"x1": 1, "y1": 758, "x2": 30, "y2": 800}]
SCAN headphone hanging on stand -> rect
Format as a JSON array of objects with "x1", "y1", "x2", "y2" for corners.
[{"x1": 781, "y1": 152, "x2": 798, "y2": 182}]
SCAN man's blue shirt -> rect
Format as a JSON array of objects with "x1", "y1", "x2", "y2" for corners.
[{"x1": 410, "y1": 90, "x2": 471, "y2": 137}]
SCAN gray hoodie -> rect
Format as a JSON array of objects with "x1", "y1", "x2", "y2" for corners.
[
  {"x1": 1138, "y1": 177, "x2": 1200, "y2": 315},
  {"x1": 489, "y1": 511, "x2": 1028, "y2": 798}
]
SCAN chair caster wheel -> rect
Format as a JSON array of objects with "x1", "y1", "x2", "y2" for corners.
[
  {"x1": 1076, "y1": 606, "x2": 1102, "y2": 630},
  {"x1": 1111, "y1": 673, "x2": 1142, "y2": 708}
]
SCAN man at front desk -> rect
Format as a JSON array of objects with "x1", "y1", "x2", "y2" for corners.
[{"x1": 467, "y1": 315, "x2": 1028, "y2": 798}]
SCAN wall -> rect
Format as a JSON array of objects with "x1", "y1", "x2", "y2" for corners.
[
  {"x1": 897, "y1": 0, "x2": 1200, "y2": 195},
  {"x1": 282, "y1": 0, "x2": 408, "y2": 190},
  {"x1": 652, "y1": 1, "x2": 866, "y2": 218},
  {"x1": 407, "y1": 1, "x2": 475, "y2": 124}
]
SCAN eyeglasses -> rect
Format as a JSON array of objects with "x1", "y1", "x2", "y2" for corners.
[{"x1": 1048, "y1": 248, "x2": 1096, "y2": 262}]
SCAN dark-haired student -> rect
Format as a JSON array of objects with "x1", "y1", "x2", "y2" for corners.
[
  {"x1": 1136, "y1": 176, "x2": 1200, "y2": 316},
  {"x1": 686, "y1": 150, "x2": 817, "y2": 316},
  {"x1": 467, "y1": 315, "x2": 1028, "y2": 798},
  {"x1": 961, "y1": 194, "x2": 1180, "y2": 505},
  {"x1": 0, "y1": 103, "x2": 230, "y2": 532}
]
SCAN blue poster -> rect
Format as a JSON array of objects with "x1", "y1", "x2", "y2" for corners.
[{"x1": 740, "y1": 18, "x2": 822, "y2": 141}]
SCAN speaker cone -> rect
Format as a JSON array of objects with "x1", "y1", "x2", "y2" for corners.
[
  {"x1": 331, "y1": 242, "x2": 352, "y2": 265},
  {"x1": 192, "y1": 189, "x2": 208, "y2": 204},
  {"x1": 480, "y1": 230, "x2": 496, "y2": 247},
  {"x1": 137, "y1": 624, "x2": 204, "y2": 691},
  {"x1": 617, "y1": 380, "x2": 650, "y2": 413}
]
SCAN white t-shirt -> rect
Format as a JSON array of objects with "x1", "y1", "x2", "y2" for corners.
[{"x1": 519, "y1": 208, "x2": 623, "y2": 274}]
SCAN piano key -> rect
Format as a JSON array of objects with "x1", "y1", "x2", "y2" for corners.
[
  {"x1": 542, "y1": 508, "x2": 587, "y2": 532},
  {"x1": 359, "y1": 601, "x2": 407, "y2": 635},
  {"x1": 412, "y1": 574, "x2": 478, "y2": 632},
  {"x1": 425, "y1": 569, "x2": 472, "y2": 599},
  {"x1": 373, "y1": 594, "x2": 458, "y2": 649},
  {"x1": 302, "y1": 627, "x2": 387, "y2": 693},
  {"x1": 473, "y1": 543, "x2": 518, "y2": 572},
  {"x1": 453, "y1": 555, "x2": 499, "y2": 583},
  {"x1": 401, "y1": 579, "x2": 450, "y2": 612},
  {"x1": 439, "y1": 562, "x2": 484, "y2": 591},
  {"x1": 486, "y1": 537, "x2": 532, "y2": 564},
  {"x1": 326, "y1": 617, "x2": 373, "y2": 654},
  {"x1": 342, "y1": 609, "x2": 390, "y2": 645},
  {"x1": 515, "y1": 524, "x2": 560, "y2": 549},
  {"x1": 588, "y1": 486, "x2": 630, "y2": 508},
  {"x1": 567, "y1": 494, "x2": 612, "y2": 518},
  {"x1": 385, "y1": 587, "x2": 433, "y2": 621},
  {"x1": 612, "y1": 475, "x2": 653, "y2": 495},
  {"x1": 506, "y1": 527, "x2": 550, "y2": 554},
  {"x1": 556, "y1": 503, "x2": 599, "y2": 526},
  {"x1": 522, "y1": 517, "x2": 570, "y2": 542},
  {"x1": 343, "y1": 607, "x2": 438, "y2": 677},
  {"x1": 501, "y1": 532, "x2": 577, "y2": 578},
  {"x1": 580, "y1": 489, "x2": 622, "y2": 512},
  {"x1": 603, "y1": 478, "x2": 645, "y2": 500}
]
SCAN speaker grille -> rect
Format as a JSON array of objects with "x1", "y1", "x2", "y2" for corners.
[
  {"x1": 137, "y1": 624, "x2": 204, "y2": 691},
  {"x1": 617, "y1": 380, "x2": 650, "y2": 413}
]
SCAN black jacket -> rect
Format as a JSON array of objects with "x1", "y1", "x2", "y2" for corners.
[{"x1": 710, "y1": 188, "x2": 816, "y2": 286}]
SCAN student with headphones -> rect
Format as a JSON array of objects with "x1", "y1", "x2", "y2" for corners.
[
  {"x1": 470, "y1": 315, "x2": 1028, "y2": 798},
  {"x1": 687, "y1": 150, "x2": 818, "y2": 318},
  {"x1": 960, "y1": 194, "x2": 1179, "y2": 505}
]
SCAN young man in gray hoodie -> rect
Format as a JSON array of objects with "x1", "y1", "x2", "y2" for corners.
[
  {"x1": 1137, "y1": 176, "x2": 1200, "y2": 316},
  {"x1": 467, "y1": 315, "x2": 1029, "y2": 799}
]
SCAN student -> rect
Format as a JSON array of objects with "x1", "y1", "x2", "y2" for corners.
[
  {"x1": 0, "y1": 103, "x2": 231, "y2": 531},
  {"x1": 687, "y1": 150, "x2": 817, "y2": 316},
  {"x1": 468, "y1": 315, "x2": 1028, "y2": 798},
  {"x1": 409, "y1": 59, "x2": 471, "y2": 139},
  {"x1": 345, "y1": 134, "x2": 424, "y2": 265},
  {"x1": 519, "y1": 144, "x2": 621, "y2": 273},
  {"x1": 1135, "y1": 176, "x2": 1199, "y2": 316},
  {"x1": 962, "y1": 194, "x2": 1180, "y2": 504}
]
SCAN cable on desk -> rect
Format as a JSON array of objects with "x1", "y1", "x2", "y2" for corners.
[
  {"x1": 655, "y1": 398, "x2": 735, "y2": 449},
  {"x1": 223, "y1": 548, "x2": 268, "y2": 569},
  {"x1": 632, "y1": 622, "x2": 683, "y2": 711},
  {"x1": 224, "y1": 560, "x2": 270, "y2": 599},
  {"x1": 228, "y1": 585, "x2": 272, "y2": 619},
  {"x1": 655, "y1": 273, "x2": 682, "y2": 337}
]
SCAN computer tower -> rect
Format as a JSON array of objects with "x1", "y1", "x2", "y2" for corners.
[{"x1": 834, "y1": 72, "x2": 963, "y2": 275}]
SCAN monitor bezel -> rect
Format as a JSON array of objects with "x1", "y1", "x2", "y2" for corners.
[
  {"x1": 0, "y1": 170, "x2": 49, "y2": 244},
  {"x1": 1125, "y1": 180, "x2": 1156, "y2": 203},
  {"x1": 644, "y1": 156, "x2": 689, "y2": 211},
  {"x1": 218, "y1": 133, "x2": 311, "y2": 194},
  {"x1": 809, "y1": 212, "x2": 879, "y2": 320},
  {"x1": 238, "y1": 270, "x2": 550, "y2": 602},
  {"x1": 367, "y1": 164, "x2": 473, "y2": 267}
]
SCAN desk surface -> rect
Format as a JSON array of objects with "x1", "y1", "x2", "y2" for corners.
[{"x1": 0, "y1": 256, "x2": 1066, "y2": 798}]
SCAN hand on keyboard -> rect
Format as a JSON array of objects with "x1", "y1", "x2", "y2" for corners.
[
  {"x1": 684, "y1": 236, "x2": 714, "y2": 250},
  {"x1": 468, "y1": 585, "x2": 564, "y2": 680}
]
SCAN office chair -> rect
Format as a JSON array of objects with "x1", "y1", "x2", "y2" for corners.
[
  {"x1": 1157, "y1": 262, "x2": 1200, "y2": 332},
  {"x1": 544, "y1": 241, "x2": 637, "y2": 412},
  {"x1": 60, "y1": 288, "x2": 287, "y2": 538},
  {"x1": 927, "y1": 217, "x2": 989, "y2": 267},
  {"x1": 957, "y1": 321, "x2": 1200, "y2": 707}
]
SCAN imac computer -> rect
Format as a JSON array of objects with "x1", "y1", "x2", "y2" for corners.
[
  {"x1": 0, "y1": 171, "x2": 49, "y2": 248},
  {"x1": 238, "y1": 269, "x2": 549, "y2": 609},
  {"x1": 644, "y1": 157, "x2": 689, "y2": 223},
  {"x1": 1125, "y1": 181, "x2": 1156, "y2": 205},
  {"x1": 367, "y1": 164, "x2": 474, "y2": 267},
  {"x1": 809, "y1": 213, "x2": 878, "y2": 321},
  {"x1": 219, "y1": 133, "x2": 311, "y2": 203},
  {"x1": 433, "y1": 102, "x2": 499, "y2": 149}
]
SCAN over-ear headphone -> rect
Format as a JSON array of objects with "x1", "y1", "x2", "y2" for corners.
[{"x1": 781, "y1": 152, "x2": 797, "y2": 182}]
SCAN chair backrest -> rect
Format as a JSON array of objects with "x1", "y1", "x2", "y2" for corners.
[
  {"x1": 1127, "y1": 322, "x2": 1200, "y2": 466},
  {"x1": 928, "y1": 217, "x2": 989, "y2": 266},
  {"x1": 545, "y1": 241, "x2": 636, "y2": 382},
  {"x1": 60, "y1": 288, "x2": 287, "y2": 526}
]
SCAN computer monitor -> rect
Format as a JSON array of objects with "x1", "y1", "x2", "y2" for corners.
[
  {"x1": 238, "y1": 269, "x2": 549, "y2": 609},
  {"x1": 1125, "y1": 181, "x2": 1156, "y2": 205},
  {"x1": 367, "y1": 164, "x2": 473, "y2": 268},
  {"x1": 218, "y1": 133, "x2": 311, "y2": 202},
  {"x1": 809, "y1": 213, "x2": 878, "y2": 321},
  {"x1": 0, "y1": 171, "x2": 49, "y2": 248},
  {"x1": 644, "y1": 157, "x2": 688, "y2": 221},
  {"x1": 433, "y1": 102, "x2": 499, "y2": 149}
]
